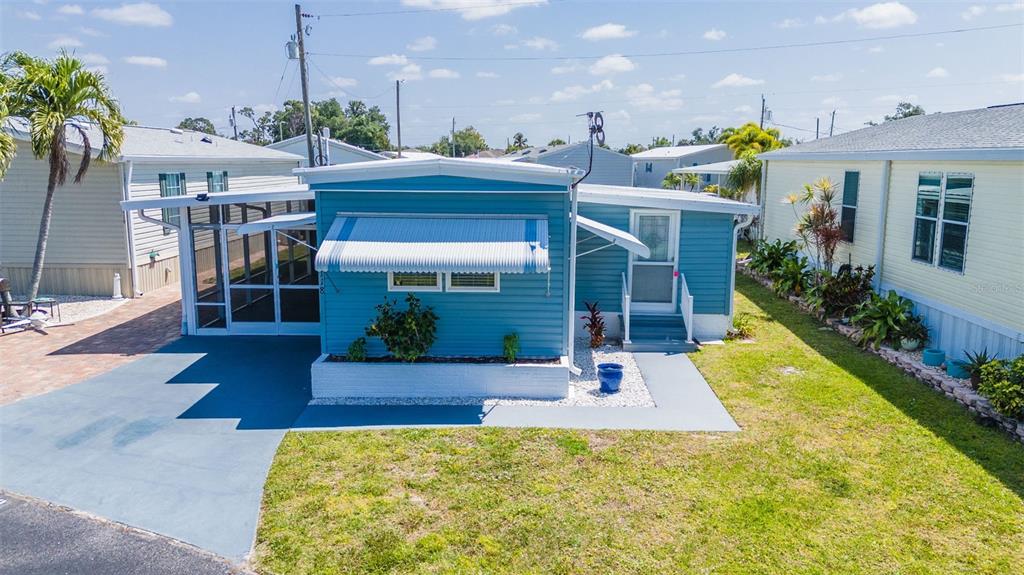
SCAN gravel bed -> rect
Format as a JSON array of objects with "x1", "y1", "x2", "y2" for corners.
[
  {"x1": 309, "y1": 340, "x2": 655, "y2": 408},
  {"x1": 8, "y1": 294, "x2": 127, "y2": 326}
]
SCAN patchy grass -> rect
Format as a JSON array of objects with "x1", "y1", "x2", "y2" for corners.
[{"x1": 255, "y1": 276, "x2": 1024, "y2": 575}]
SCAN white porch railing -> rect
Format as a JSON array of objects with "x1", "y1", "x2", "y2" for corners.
[
  {"x1": 621, "y1": 272, "x2": 631, "y2": 344},
  {"x1": 679, "y1": 270, "x2": 694, "y2": 343}
]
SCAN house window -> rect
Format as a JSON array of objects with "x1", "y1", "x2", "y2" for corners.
[
  {"x1": 388, "y1": 272, "x2": 441, "y2": 292},
  {"x1": 912, "y1": 172, "x2": 973, "y2": 272},
  {"x1": 447, "y1": 272, "x2": 500, "y2": 292},
  {"x1": 938, "y1": 174, "x2": 973, "y2": 273},
  {"x1": 840, "y1": 171, "x2": 859, "y2": 242},
  {"x1": 159, "y1": 172, "x2": 186, "y2": 235},
  {"x1": 207, "y1": 171, "x2": 228, "y2": 193},
  {"x1": 645, "y1": 162, "x2": 653, "y2": 173}
]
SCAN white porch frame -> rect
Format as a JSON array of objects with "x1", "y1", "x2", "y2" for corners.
[{"x1": 628, "y1": 209, "x2": 680, "y2": 314}]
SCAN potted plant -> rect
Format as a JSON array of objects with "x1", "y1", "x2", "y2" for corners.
[
  {"x1": 597, "y1": 363, "x2": 623, "y2": 393},
  {"x1": 897, "y1": 316, "x2": 929, "y2": 351},
  {"x1": 962, "y1": 348, "x2": 996, "y2": 388}
]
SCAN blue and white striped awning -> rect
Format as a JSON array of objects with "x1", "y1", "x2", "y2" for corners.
[{"x1": 315, "y1": 214, "x2": 550, "y2": 273}]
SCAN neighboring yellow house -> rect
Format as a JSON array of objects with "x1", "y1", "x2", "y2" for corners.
[
  {"x1": 759, "y1": 103, "x2": 1024, "y2": 361},
  {"x1": 0, "y1": 121, "x2": 302, "y2": 297}
]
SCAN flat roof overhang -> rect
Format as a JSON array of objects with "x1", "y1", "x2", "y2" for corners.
[{"x1": 119, "y1": 184, "x2": 311, "y2": 211}]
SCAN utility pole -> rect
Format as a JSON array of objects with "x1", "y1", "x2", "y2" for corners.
[
  {"x1": 450, "y1": 117, "x2": 455, "y2": 157},
  {"x1": 295, "y1": 4, "x2": 315, "y2": 167},
  {"x1": 816, "y1": 117, "x2": 820, "y2": 139},
  {"x1": 829, "y1": 110, "x2": 836, "y2": 137},
  {"x1": 230, "y1": 106, "x2": 238, "y2": 140},
  {"x1": 395, "y1": 80, "x2": 402, "y2": 158},
  {"x1": 759, "y1": 94, "x2": 766, "y2": 129}
]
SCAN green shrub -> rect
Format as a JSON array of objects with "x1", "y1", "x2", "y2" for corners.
[
  {"x1": 749, "y1": 239, "x2": 798, "y2": 276},
  {"x1": 805, "y1": 265, "x2": 875, "y2": 318},
  {"x1": 851, "y1": 290, "x2": 918, "y2": 349},
  {"x1": 346, "y1": 337, "x2": 367, "y2": 361},
  {"x1": 727, "y1": 312, "x2": 756, "y2": 340},
  {"x1": 963, "y1": 348, "x2": 998, "y2": 387},
  {"x1": 771, "y1": 255, "x2": 811, "y2": 297},
  {"x1": 503, "y1": 333, "x2": 519, "y2": 363},
  {"x1": 365, "y1": 294, "x2": 439, "y2": 362},
  {"x1": 977, "y1": 356, "x2": 1024, "y2": 419}
]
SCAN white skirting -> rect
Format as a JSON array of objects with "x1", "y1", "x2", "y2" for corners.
[
  {"x1": 691, "y1": 314, "x2": 730, "y2": 341},
  {"x1": 311, "y1": 354, "x2": 570, "y2": 400}
]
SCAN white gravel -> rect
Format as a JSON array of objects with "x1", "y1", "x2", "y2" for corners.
[
  {"x1": 8, "y1": 294, "x2": 127, "y2": 326},
  {"x1": 309, "y1": 340, "x2": 655, "y2": 407}
]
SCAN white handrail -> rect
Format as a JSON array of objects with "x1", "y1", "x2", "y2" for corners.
[
  {"x1": 621, "y1": 272, "x2": 631, "y2": 344},
  {"x1": 679, "y1": 270, "x2": 694, "y2": 343}
]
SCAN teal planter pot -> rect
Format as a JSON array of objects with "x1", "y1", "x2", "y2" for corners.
[
  {"x1": 946, "y1": 360, "x2": 970, "y2": 379},
  {"x1": 922, "y1": 348, "x2": 945, "y2": 367}
]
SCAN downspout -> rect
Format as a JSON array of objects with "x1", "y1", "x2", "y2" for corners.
[
  {"x1": 119, "y1": 160, "x2": 142, "y2": 296},
  {"x1": 872, "y1": 160, "x2": 892, "y2": 290},
  {"x1": 758, "y1": 159, "x2": 768, "y2": 241},
  {"x1": 566, "y1": 176, "x2": 581, "y2": 375},
  {"x1": 730, "y1": 214, "x2": 755, "y2": 320}
]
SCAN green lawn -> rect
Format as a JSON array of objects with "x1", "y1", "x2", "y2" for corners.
[{"x1": 254, "y1": 275, "x2": 1024, "y2": 575}]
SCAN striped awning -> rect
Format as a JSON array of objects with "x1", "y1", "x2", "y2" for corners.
[{"x1": 315, "y1": 214, "x2": 550, "y2": 273}]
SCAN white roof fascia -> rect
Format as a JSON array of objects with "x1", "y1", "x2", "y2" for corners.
[
  {"x1": 576, "y1": 215, "x2": 650, "y2": 258},
  {"x1": 578, "y1": 184, "x2": 760, "y2": 216},
  {"x1": 760, "y1": 148, "x2": 1024, "y2": 162},
  {"x1": 120, "y1": 185, "x2": 311, "y2": 210},
  {"x1": 672, "y1": 160, "x2": 739, "y2": 175},
  {"x1": 295, "y1": 157, "x2": 580, "y2": 187},
  {"x1": 124, "y1": 155, "x2": 302, "y2": 164},
  {"x1": 236, "y1": 212, "x2": 317, "y2": 235}
]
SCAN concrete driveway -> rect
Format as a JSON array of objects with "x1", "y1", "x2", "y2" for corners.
[{"x1": 0, "y1": 336, "x2": 319, "y2": 562}]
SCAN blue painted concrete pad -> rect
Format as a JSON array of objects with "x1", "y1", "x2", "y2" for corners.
[{"x1": 0, "y1": 336, "x2": 319, "y2": 562}]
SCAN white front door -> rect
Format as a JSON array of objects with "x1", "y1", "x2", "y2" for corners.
[{"x1": 629, "y1": 210, "x2": 679, "y2": 313}]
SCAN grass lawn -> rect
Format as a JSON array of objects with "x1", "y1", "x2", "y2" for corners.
[{"x1": 255, "y1": 275, "x2": 1024, "y2": 574}]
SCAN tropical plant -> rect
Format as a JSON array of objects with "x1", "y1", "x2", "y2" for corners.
[
  {"x1": 963, "y1": 349, "x2": 998, "y2": 387},
  {"x1": 703, "y1": 184, "x2": 720, "y2": 195},
  {"x1": 650, "y1": 136, "x2": 671, "y2": 148},
  {"x1": 722, "y1": 122, "x2": 786, "y2": 157},
  {"x1": 804, "y1": 265, "x2": 875, "y2": 318},
  {"x1": 176, "y1": 117, "x2": 217, "y2": 135},
  {"x1": 977, "y1": 356, "x2": 1024, "y2": 418},
  {"x1": 727, "y1": 312, "x2": 756, "y2": 340},
  {"x1": 3, "y1": 50, "x2": 125, "y2": 304},
  {"x1": 726, "y1": 151, "x2": 762, "y2": 204},
  {"x1": 346, "y1": 337, "x2": 367, "y2": 361},
  {"x1": 365, "y1": 294, "x2": 439, "y2": 362},
  {"x1": 896, "y1": 314, "x2": 929, "y2": 345},
  {"x1": 582, "y1": 301, "x2": 605, "y2": 348},
  {"x1": 503, "y1": 333, "x2": 520, "y2": 363},
  {"x1": 851, "y1": 290, "x2": 916, "y2": 349},
  {"x1": 661, "y1": 172, "x2": 682, "y2": 190},
  {"x1": 749, "y1": 239, "x2": 799, "y2": 276},
  {"x1": 866, "y1": 102, "x2": 926, "y2": 126},
  {"x1": 682, "y1": 172, "x2": 699, "y2": 192},
  {"x1": 770, "y1": 255, "x2": 811, "y2": 297},
  {"x1": 787, "y1": 177, "x2": 843, "y2": 273},
  {"x1": 547, "y1": 138, "x2": 566, "y2": 146}
]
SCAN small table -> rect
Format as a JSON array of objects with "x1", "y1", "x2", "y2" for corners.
[{"x1": 32, "y1": 297, "x2": 61, "y2": 322}]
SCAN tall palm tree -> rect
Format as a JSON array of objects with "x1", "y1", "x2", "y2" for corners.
[
  {"x1": 5, "y1": 51, "x2": 125, "y2": 303},
  {"x1": 0, "y1": 59, "x2": 18, "y2": 177},
  {"x1": 726, "y1": 152, "x2": 762, "y2": 204},
  {"x1": 661, "y1": 171, "x2": 682, "y2": 190},
  {"x1": 723, "y1": 122, "x2": 785, "y2": 158}
]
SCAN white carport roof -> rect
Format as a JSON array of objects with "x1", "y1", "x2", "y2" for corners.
[
  {"x1": 119, "y1": 184, "x2": 310, "y2": 211},
  {"x1": 672, "y1": 159, "x2": 739, "y2": 176},
  {"x1": 577, "y1": 183, "x2": 759, "y2": 216},
  {"x1": 576, "y1": 215, "x2": 649, "y2": 258},
  {"x1": 236, "y1": 212, "x2": 316, "y2": 235}
]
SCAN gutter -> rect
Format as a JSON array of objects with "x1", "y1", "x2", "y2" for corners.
[
  {"x1": 758, "y1": 159, "x2": 768, "y2": 241},
  {"x1": 872, "y1": 160, "x2": 892, "y2": 289},
  {"x1": 566, "y1": 176, "x2": 581, "y2": 376},
  {"x1": 119, "y1": 160, "x2": 142, "y2": 296},
  {"x1": 730, "y1": 214, "x2": 755, "y2": 319}
]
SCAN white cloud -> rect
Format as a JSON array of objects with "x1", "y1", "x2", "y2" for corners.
[
  {"x1": 703, "y1": 28, "x2": 726, "y2": 41},
  {"x1": 775, "y1": 18, "x2": 803, "y2": 28},
  {"x1": 961, "y1": 5, "x2": 986, "y2": 20},
  {"x1": 492, "y1": 23, "x2": 517, "y2": 35},
  {"x1": 827, "y1": 2, "x2": 918, "y2": 29},
  {"x1": 87, "y1": 65, "x2": 108, "y2": 74},
  {"x1": 734, "y1": 105, "x2": 753, "y2": 114},
  {"x1": 605, "y1": 109, "x2": 631, "y2": 122},
  {"x1": 368, "y1": 54, "x2": 409, "y2": 66},
  {"x1": 92, "y1": 2, "x2": 173, "y2": 27},
  {"x1": 428, "y1": 68, "x2": 460, "y2": 79},
  {"x1": 868, "y1": 45, "x2": 885, "y2": 53},
  {"x1": 580, "y1": 23, "x2": 637, "y2": 41},
  {"x1": 509, "y1": 112, "x2": 542, "y2": 122},
  {"x1": 550, "y1": 79, "x2": 614, "y2": 102},
  {"x1": 78, "y1": 53, "x2": 110, "y2": 65},
  {"x1": 20, "y1": 10, "x2": 41, "y2": 20},
  {"x1": 476, "y1": 71, "x2": 499, "y2": 78},
  {"x1": 48, "y1": 35, "x2": 82, "y2": 49},
  {"x1": 388, "y1": 63, "x2": 422, "y2": 81},
  {"x1": 712, "y1": 73, "x2": 764, "y2": 88},
  {"x1": 626, "y1": 83, "x2": 683, "y2": 111},
  {"x1": 324, "y1": 76, "x2": 358, "y2": 88},
  {"x1": 77, "y1": 26, "x2": 105, "y2": 37},
  {"x1": 522, "y1": 36, "x2": 558, "y2": 50},
  {"x1": 123, "y1": 55, "x2": 167, "y2": 67},
  {"x1": 589, "y1": 54, "x2": 635, "y2": 75},
  {"x1": 998, "y1": 72, "x2": 1024, "y2": 82},
  {"x1": 874, "y1": 93, "x2": 917, "y2": 104},
  {"x1": 169, "y1": 91, "x2": 201, "y2": 104},
  {"x1": 925, "y1": 67, "x2": 949, "y2": 78},
  {"x1": 551, "y1": 61, "x2": 583, "y2": 74},
  {"x1": 407, "y1": 36, "x2": 437, "y2": 52},
  {"x1": 400, "y1": 0, "x2": 546, "y2": 21},
  {"x1": 58, "y1": 4, "x2": 84, "y2": 15},
  {"x1": 811, "y1": 73, "x2": 843, "y2": 82}
]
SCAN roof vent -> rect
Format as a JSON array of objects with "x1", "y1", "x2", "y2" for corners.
[
  {"x1": 200, "y1": 136, "x2": 213, "y2": 143},
  {"x1": 169, "y1": 128, "x2": 183, "y2": 135}
]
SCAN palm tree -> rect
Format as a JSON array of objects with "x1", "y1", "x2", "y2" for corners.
[
  {"x1": 682, "y1": 172, "x2": 699, "y2": 192},
  {"x1": 726, "y1": 152, "x2": 762, "y2": 204},
  {"x1": 511, "y1": 132, "x2": 528, "y2": 150},
  {"x1": 661, "y1": 171, "x2": 682, "y2": 190},
  {"x1": 723, "y1": 122, "x2": 785, "y2": 158},
  {"x1": 4, "y1": 51, "x2": 124, "y2": 303},
  {"x1": 0, "y1": 58, "x2": 18, "y2": 177}
]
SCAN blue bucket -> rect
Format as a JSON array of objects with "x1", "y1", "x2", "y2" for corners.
[
  {"x1": 922, "y1": 348, "x2": 945, "y2": 367},
  {"x1": 597, "y1": 363, "x2": 624, "y2": 393},
  {"x1": 946, "y1": 360, "x2": 970, "y2": 379}
]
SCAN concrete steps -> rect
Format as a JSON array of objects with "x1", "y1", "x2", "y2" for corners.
[{"x1": 624, "y1": 314, "x2": 695, "y2": 353}]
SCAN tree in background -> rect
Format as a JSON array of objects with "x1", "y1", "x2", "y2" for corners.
[
  {"x1": 427, "y1": 126, "x2": 488, "y2": 157},
  {"x1": 176, "y1": 117, "x2": 217, "y2": 135},
  {"x1": 504, "y1": 132, "x2": 529, "y2": 153},
  {"x1": 726, "y1": 151, "x2": 763, "y2": 204},
  {"x1": 722, "y1": 122, "x2": 786, "y2": 158},
  {"x1": 662, "y1": 171, "x2": 682, "y2": 190},
  {"x1": 237, "y1": 106, "x2": 276, "y2": 145},
  {"x1": 339, "y1": 100, "x2": 391, "y2": 151},
  {"x1": 866, "y1": 101, "x2": 925, "y2": 126},
  {"x1": 682, "y1": 172, "x2": 700, "y2": 192},
  {"x1": 0, "y1": 66, "x2": 15, "y2": 177},
  {"x1": 650, "y1": 136, "x2": 672, "y2": 148},
  {"x1": 618, "y1": 143, "x2": 645, "y2": 155},
  {"x1": 238, "y1": 98, "x2": 391, "y2": 151},
  {"x1": 547, "y1": 138, "x2": 566, "y2": 146},
  {"x1": 3, "y1": 51, "x2": 125, "y2": 303},
  {"x1": 678, "y1": 126, "x2": 722, "y2": 145}
]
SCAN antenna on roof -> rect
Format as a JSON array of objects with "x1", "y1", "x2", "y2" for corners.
[{"x1": 573, "y1": 111, "x2": 605, "y2": 186}]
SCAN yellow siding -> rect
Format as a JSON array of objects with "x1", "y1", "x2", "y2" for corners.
[
  {"x1": 0, "y1": 264, "x2": 131, "y2": 296},
  {"x1": 0, "y1": 140, "x2": 127, "y2": 267},
  {"x1": 762, "y1": 160, "x2": 885, "y2": 268},
  {"x1": 881, "y1": 160, "x2": 1024, "y2": 332}
]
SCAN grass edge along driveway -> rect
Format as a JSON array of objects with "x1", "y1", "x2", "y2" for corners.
[{"x1": 254, "y1": 275, "x2": 1024, "y2": 575}]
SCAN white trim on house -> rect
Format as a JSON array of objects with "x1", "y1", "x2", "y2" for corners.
[
  {"x1": 759, "y1": 148, "x2": 1024, "y2": 162},
  {"x1": 120, "y1": 184, "x2": 311, "y2": 210},
  {"x1": 576, "y1": 215, "x2": 650, "y2": 258},
  {"x1": 295, "y1": 157, "x2": 581, "y2": 187},
  {"x1": 235, "y1": 212, "x2": 316, "y2": 235},
  {"x1": 672, "y1": 160, "x2": 740, "y2": 175},
  {"x1": 445, "y1": 272, "x2": 501, "y2": 293},
  {"x1": 578, "y1": 184, "x2": 760, "y2": 215},
  {"x1": 267, "y1": 134, "x2": 388, "y2": 161}
]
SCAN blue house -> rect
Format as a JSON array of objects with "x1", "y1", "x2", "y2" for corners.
[{"x1": 120, "y1": 157, "x2": 756, "y2": 400}]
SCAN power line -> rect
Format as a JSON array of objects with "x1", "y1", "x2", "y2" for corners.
[
  {"x1": 308, "y1": 57, "x2": 395, "y2": 101},
  {"x1": 311, "y1": 0, "x2": 551, "y2": 18},
  {"x1": 308, "y1": 22, "x2": 1021, "y2": 62}
]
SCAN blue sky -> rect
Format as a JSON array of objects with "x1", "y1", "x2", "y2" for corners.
[{"x1": 3, "y1": 0, "x2": 1023, "y2": 149}]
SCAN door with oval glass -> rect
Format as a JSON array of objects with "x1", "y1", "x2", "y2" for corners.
[{"x1": 629, "y1": 210, "x2": 679, "y2": 313}]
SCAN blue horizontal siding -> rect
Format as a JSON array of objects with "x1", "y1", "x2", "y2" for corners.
[
  {"x1": 311, "y1": 175, "x2": 566, "y2": 193},
  {"x1": 575, "y1": 204, "x2": 630, "y2": 313},
  {"x1": 679, "y1": 211, "x2": 734, "y2": 315},
  {"x1": 316, "y1": 184, "x2": 567, "y2": 358}
]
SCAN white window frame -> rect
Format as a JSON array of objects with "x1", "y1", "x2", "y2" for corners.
[
  {"x1": 446, "y1": 272, "x2": 501, "y2": 293},
  {"x1": 387, "y1": 271, "x2": 442, "y2": 292},
  {"x1": 911, "y1": 171, "x2": 973, "y2": 275}
]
